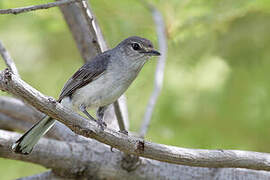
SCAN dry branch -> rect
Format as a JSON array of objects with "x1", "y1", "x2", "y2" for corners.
[
  {"x1": 0, "y1": 96, "x2": 76, "y2": 141},
  {"x1": 0, "y1": 0, "x2": 77, "y2": 15},
  {"x1": 0, "y1": 41, "x2": 19, "y2": 77},
  {"x1": 2, "y1": 130, "x2": 270, "y2": 180},
  {"x1": 1, "y1": 69, "x2": 270, "y2": 171},
  {"x1": 0, "y1": 113, "x2": 32, "y2": 131}
]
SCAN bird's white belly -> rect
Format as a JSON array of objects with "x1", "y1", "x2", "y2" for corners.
[{"x1": 71, "y1": 70, "x2": 136, "y2": 109}]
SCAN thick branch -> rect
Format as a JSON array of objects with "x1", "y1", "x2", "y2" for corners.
[
  {"x1": 0, "y1": 113, "x2": 32, "y2": 131},
  {"x1": 0, "y1": 0, "x2": 77, "y2": 15},
  {"x1": 1, "y1": 70, "x2": 270, "y2": 171},
  {"x1": 139, "y1": 3, "x2": 168, "y2": 137},
  {"x1": 57, "y1": 0, "x2": 102, "y2": 62},
  {"x1": 2, "y1": 130, "x2": 270, "y2": 180},
  {"x1": 78, "y1": 0, "x2": 108, "y2": 52}
]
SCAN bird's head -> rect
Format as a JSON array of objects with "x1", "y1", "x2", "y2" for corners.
[{"x1": 116, "y1": 36, "x2": 161, "y2": 63}]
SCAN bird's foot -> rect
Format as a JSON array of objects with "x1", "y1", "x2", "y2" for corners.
[{"x1": 96, "y1": 119, "x2": 107, "y2": 130}]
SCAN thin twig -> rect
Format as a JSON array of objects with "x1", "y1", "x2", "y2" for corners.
[
  {"x1": 0, "y1": 0, "x2": 77, "y2": 15},
  {"x1": 113, "y1": 100, "x2": 126, "y2": 132},
  {"x1": 113, "y1": 101, "x2": 128, "y2": 132},
  {"x1": 139, "y1": 2, "x2": 168, "y2": 137},
  {"x1": 0, "y1": 41, "x2": 19, "y2": 77}
]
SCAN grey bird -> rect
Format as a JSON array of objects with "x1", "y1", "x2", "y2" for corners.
[{"x1": 12, "y1": 36, "x2": 160, "y2": 154}]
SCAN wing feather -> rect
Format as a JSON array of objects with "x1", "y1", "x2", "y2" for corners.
[{"x1": 57, "y1": 52, "x2": 111, "y2": 102}]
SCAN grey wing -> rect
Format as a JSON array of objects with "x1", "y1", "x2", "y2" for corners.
[{"x1": 57, "y1": 52, "x2": 111, "y2": 102}]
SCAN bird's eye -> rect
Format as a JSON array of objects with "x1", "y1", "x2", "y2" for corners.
[{"x1": 131, "y1": 43, "x2": 141, "y2": 51}]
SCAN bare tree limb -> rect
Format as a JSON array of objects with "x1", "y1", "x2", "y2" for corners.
[
  {"x1": 0, "y1": 41, "x2": 19, "y2": 77},
  {"x1": 0, "y1": 96, "x2": 76, "y2": 141},
  {"x1": 139, "y1": 2, "x2": 168, "y2": 138},
  {"x1": 57, "y1": 0, "x2": 100, "y2": 61},
  {"x1": 0, "y1": 0, "x2": 77, "y2": 15},
  {"x1": 0, "y1": 96, "x2": 42, "y2": 124},
  {"x1": 1, "y1": 69, "x2": 270, "y2": 171},
  {"x1": 0, "y1": 113, "x2": 32, "y2": 131},
  {"x1": 2, "y1": 129, "x2": 270, "y2": 180},
  {"x1": 78, "y1": 0, "x2": 108, "y2": 52}
]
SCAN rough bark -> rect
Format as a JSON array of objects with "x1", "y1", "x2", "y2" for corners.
[{"x1": 2, "y1": 130, "x2": 270, "y2": 180}]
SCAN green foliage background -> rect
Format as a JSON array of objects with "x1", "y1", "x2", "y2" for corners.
[{"x1": 1, "y1": 0, "x2": 270, "y2": 179}]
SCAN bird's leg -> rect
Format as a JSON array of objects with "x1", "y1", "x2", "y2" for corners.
[
  {"x1": 79, "y1": 104, "x2": 106, "y2": 130},
  {"x1": 96, "y1": 105, "x2": 108, "y2": 129}
]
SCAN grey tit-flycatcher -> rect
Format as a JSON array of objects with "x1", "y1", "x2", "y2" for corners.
[{"x1": 12, "y1": 36, "x2": 160, "y2": 154}]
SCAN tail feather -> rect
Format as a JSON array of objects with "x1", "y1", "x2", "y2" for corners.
[{"x1": 12, "y1": 116, "x2": 55, "y2": 155}]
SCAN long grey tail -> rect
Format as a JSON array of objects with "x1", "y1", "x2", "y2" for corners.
[{"x1": 12, "y1": 116, "x2": 55, "y2": 155}]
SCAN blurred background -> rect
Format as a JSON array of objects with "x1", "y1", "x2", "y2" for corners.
[{"x1": 1, "y1": 0, "x2": 270, "y2": 179}]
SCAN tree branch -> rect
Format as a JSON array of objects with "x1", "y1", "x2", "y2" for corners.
[
  {"x1": 0, "y1": 96, "x2": 76, "y2": 141},
  {"x1": 1, "y1": 69, "x2": 270, "y2": 171},
  {"x1": 0, "y1": 0, "x2": 77, "y2": 15},
  {"x1": 139, "y1": 2, "x2": 168, "y2": 138},
  {"x1": 0, "y1": 113, "x2": 32, "y2": 131},
  {"x1": 2, "y1": 129, "x2": 270, "y2": 179},
  {"x1": 114, "y1": 100, "x2": 127, "y2": 132},
  {"x1": 78, "y1": 0, "x2": 108, "y2": 52},
  {"x1": 0, "y1": 41, "x2": 19, "y2": 77}
]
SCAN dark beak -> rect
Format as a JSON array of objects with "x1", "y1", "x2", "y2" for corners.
[{"x1": 140, "y1": 49, "x2": 161, "y2": 56}]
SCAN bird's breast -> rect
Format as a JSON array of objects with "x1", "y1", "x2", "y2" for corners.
[{"x1": 71, "y1": 69, "x2": 138, "y2": 109}]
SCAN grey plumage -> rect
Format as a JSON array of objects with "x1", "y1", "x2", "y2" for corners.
[
  {"x1": 12, "y1": 116, "x2": 55, "y2": 154},
  {"x1": 12, "y1": 36, "x2": 160, "y2": 154},
  {"x1": 58, "y1": 51, "x2": 111, "y2": 102}
]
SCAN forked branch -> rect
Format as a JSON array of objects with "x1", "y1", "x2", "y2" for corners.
[{"x1": 0, "y1": 41, "x2": 19, "y2": 77}]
